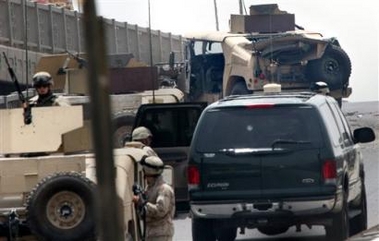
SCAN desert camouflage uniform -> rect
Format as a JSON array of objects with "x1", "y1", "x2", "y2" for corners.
[
  {"x1": 29, "y1": 94, "x2": 70, "y2": 107},
  {"x1": 124, "y1": 141, "x2": 158, "y2": 157},
  {"x1": 144, "y1": 175, "x2": 175, "y2": 241}
]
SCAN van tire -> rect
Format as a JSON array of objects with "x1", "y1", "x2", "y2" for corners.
[
  {"x1": 215, "y1": 227, "x2": 237, "y2": 241},
  {"x1": 192, "y1": 218, "x2": 216, "y2": 241},
  {"x1": 349, "y1": 184, "x2": 368, "y2": 236},
  {"x1": 325, "y1": 190, "x2": 349, "y2": 241},
  {"x1": 26, "y1": 172, "x2": 96, "y2": 241},
  {"x1": 257, "y1": 226, "x2": 289, "y2": 236}
]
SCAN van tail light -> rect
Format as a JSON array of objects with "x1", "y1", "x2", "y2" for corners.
[
  {"x1": 188, "y1": 165, "x2": 200, "y2": 190},
  {"x1": 322, "y1": 159, "x2": 337, "y2": 184}
]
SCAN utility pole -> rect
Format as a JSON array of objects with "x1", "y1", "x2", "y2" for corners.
[
  {"x1": 213, "y1": 0, "x2": 219, "y2": 31},
  {"x1": 148, "y1": 0, "x2": 156, "y2": 102},
  {"x1": 239, "y1": 0, "x2": 243, "y2": 14}
]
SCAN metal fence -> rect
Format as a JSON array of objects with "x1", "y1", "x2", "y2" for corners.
[{"x1": 0, "y1": 0, "x2": 184, "y2": 85}]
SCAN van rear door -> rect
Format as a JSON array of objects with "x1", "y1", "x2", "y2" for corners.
[{"x1": 191, "y1": 105, "x2": 325, "y2": 201}]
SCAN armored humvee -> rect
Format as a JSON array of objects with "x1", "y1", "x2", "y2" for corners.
[
  {"x1": 183, "y1": 4, "x2": 352, "y2": 106},
  {"x1": 0, "y1": 105, "x2": 172, "y2": 240}
]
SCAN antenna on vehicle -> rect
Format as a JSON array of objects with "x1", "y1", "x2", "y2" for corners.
[
  {"x1": 23, "y1": 0, "x2": 30, "y2": 98},
  {"x1": 148, "y1": 0, "x2": 156, "y2": 103},
  {"x1": 213, "y1": 0, "x2": 219, "y2": 31}
]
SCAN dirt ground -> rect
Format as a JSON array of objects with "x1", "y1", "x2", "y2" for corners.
[{"x1": 342, "y1": 101, "x2": 379, "y2": 149}]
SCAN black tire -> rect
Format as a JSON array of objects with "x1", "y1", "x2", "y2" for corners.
[
  {"x1": 336, "y1": 97, "x2": 342, "y2": 108},
  {"x1": 230, "y1": 81, "x2": 250, "y2": 95},
  {"x1": 192, "y1": 218, "x2": 216, "y2": 241},
  {"x1": 113, "y1": 114, "x2": 136, "y2": 148},
  {"x1": 257, "y1": 226, "x2": 289, "y2": 236},
  {"x1": 215, "y1": 227, "x2": 237, "y2": 241},
  {"x1": 325, "y1": 190, "x2": 349, "y2": 241},
  {"x1": 26, "y1": 172, "x2": 96, "y2": 241},
  {"x1": 306, "y1": 44, "x2": 351, "y2": 91},
  {"x1": 349, "y1": 184, "x2": 368, "y2": 236}
]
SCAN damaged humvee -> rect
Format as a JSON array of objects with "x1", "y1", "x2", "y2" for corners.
[{"x1": 184, "y1": 4, "x2": 352, "y2": 106}]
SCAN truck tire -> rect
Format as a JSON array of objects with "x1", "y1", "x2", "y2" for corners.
[
  {"x1": 257, "y1": 226, "x2": 289, "y2": 236},
  {"x1": 113, "y1": 113, "x2": 136, "y2": 148},
  {"x1": 230, "y1": 81, "x2": 250, "y2": 95},
  {"x1": 306, "y1": 45, "x2": 351, "y2": 91},
  {"x1": 26, "y1": 172, "x2": 96, "y2": 241},
  {"x1": 325, "y1": 190, "x2": 349, "y2": 241},
  {"x1": 192, "y1": 218, "x2": 216, "y2": 241},
  {"x1": 349, "y1": 184, "x2": 368, "y2": 236}
]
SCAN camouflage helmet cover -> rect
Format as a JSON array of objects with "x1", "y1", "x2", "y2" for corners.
[
  {"x1": 33, "y1": 71, "x2": 53, "y2": 87},
  {"x1": 141, "y1": 155, "x2": 164, "y2": 175},
  {"x1": 132, "y1": 126, "x2": 152, "y2": 141}
]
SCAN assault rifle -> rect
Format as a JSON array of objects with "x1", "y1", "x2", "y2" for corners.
[
  {"x1": 132, "y1": 183, "x2": 146, "y2": 241},
  {"x1": 2, "y1": 52, "x2": 32, "y2": 125}
]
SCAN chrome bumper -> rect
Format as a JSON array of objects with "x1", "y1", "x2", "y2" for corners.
[{"x1": 191, "y1": 197, "x2": 341, "y2": 219}]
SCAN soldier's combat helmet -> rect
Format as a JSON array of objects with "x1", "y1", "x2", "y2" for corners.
[
  {"x1": 33, "y1": 71, "x2": 53, "y2": 87},
  {"x1": 140, "y1": 156, "x2": 164, "y2": 176},
  {"x1": 132, "y1": 126, "x2": 153, "y2": 141}
]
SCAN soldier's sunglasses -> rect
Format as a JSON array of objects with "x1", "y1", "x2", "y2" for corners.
[{"x1": 35, "y1": 84, "x2": 49, "y2": 88}]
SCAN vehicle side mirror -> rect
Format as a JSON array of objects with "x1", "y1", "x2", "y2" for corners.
[{"x1": 353, "y1": 127, "x2": 375, "y2": 143}]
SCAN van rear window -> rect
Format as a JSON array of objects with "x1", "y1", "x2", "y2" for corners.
[{"x1": 194, "y1": 106, "x2": 323, "y2": 152}]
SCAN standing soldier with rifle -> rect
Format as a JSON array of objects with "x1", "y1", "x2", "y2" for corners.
[{"x1": 133, "y1": 155, "x2": 175, "y2": 241}]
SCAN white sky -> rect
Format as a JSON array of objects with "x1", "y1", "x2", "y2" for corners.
[{"x1": 74, "y1": 0, "x2": 378, "y2": 102}]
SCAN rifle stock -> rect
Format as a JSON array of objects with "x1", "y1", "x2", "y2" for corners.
[{"x1": 2, "y1": 52, "x2": 32, "y2": 124}]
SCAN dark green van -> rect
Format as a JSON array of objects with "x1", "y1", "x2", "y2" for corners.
[{"x1": 188, "y1": 90, "x2": 375, "y2": 241}]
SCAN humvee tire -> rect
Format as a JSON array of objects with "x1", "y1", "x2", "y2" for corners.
[
  {"x1": 113, "y1": 113, "x2": 136, "y2": 148},
  {"x1": 230, "y1": 81, "x2": 250, "y2": 95},
  {"x1": 26, "y1": 172, "x2": 96, "y2": 241},
  {"x1": 306, "y1": 45, "x2": 352, "y2": 91}
]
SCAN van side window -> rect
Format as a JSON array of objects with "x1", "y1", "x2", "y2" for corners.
[
  {"x1": 319, "y1": 102, "x2": 342, "y2": 147},
  {"x1": 327, "y1": 99, "x2": 354, "y2": 146}
]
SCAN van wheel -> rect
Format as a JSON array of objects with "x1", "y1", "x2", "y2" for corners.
[
  {"x1": 306, "y1": 45, "x2": 351, "y2": 91},
  {"x1": 192, "y1": 218, "x2": 216, "y2": 241},
  {"x1": 215, "y1": 227, "x2": 237, "y2": 241},
  {"x1": 230, "y1": 82, "x2": 250, "y2": 95},
  {"x1": 26, "y1": 172, "x2": 96, "y2": 241},
  {"x1": 349, "y1": 185, "x2": 368, "y2": 236},
  {"x1": 257, "y1": 226, "x2": 289, "y2": 236},
  {"x1": 325, "y1": 191, "x2": 349, "y2": 241}
]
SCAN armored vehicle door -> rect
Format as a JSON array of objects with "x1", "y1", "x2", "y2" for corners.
[{"x1": 133, "y1": 102, "x2": 207, "y2": 211}]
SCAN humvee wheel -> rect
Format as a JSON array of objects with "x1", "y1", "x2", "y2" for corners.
[
  {"x1": 26, "y1": 172, "x2": 96, "y2": 241},
  {"x1": 46, "y1": 191, "x2": 86, "y2": 229},
  {"x1": 113, "y1": 113, "x2": 136, "y2": 148},
  {"x1": 230, "y1": 81, "x2": 250, "y2": 95},
  {"x1": 306, "y1": 45, "x2": 351, "y2": 91}
]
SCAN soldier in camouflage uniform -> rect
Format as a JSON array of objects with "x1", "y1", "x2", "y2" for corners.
[
  {"x1": 29, "y1": 71, "x2": 70, "y2": 107},
  {"x1": 133, "y1": 156, "x2": 175, "y2": 241},
  {"x1": 125, "y1": 126, "x2": 158, "y2": 157}
]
